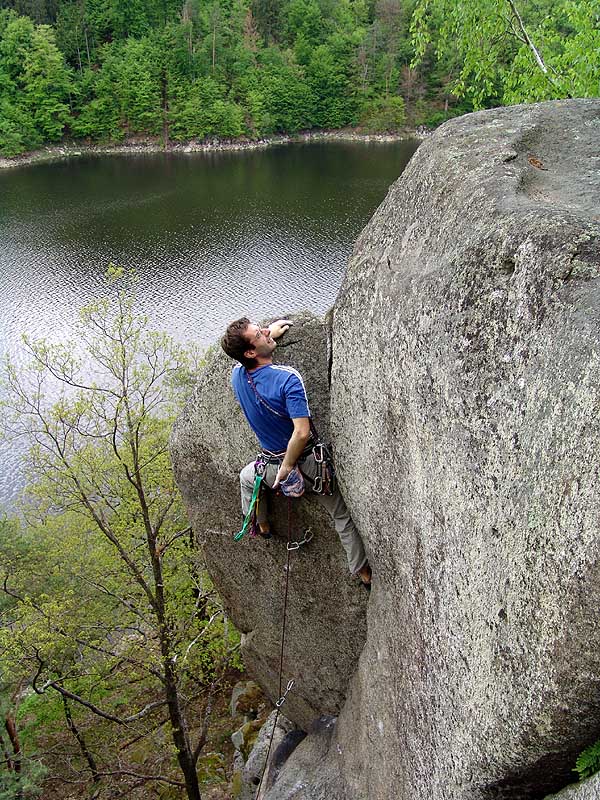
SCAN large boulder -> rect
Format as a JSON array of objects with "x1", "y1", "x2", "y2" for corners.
[
  {"x1": 170, "y1": 313, "x2": 368, "y2": 731},
  {"x1": 324, "y1": 98, "x2": 600, "y2": 799},
  {"x1": 172, "y1": 99, "x2": 600, "y2": 800}
]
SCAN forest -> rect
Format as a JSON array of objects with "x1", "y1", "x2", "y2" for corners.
[{"x1": 0, "y1": 0, "x2": 598, "y2": 156}]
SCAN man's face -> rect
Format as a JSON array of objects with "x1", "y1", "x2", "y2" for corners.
[{"x1": 244, "y1": 322, "x2": 276, "y2": 360}]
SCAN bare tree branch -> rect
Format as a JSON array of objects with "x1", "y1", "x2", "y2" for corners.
[
  {"x1": 504, "y1": 0, "x2": 571, "y2": 96},
  {"x1": 39, "y1": 679, "x2": 167, "y2": 726}
]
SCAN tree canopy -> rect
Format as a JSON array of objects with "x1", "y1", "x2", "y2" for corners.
[
  {"x1": 0, "y1": 0, "x2": 596, "y2": 156},
  {"x1": 411, "y1": 0, "x2": 600, "y2": 108}
]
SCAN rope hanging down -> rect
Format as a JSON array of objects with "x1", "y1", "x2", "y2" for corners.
[{"x1": 255, "y1": 496, "x2": 295, "y2": 798}]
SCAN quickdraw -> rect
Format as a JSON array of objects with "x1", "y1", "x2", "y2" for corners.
[
  {"x1": 311, "y1": 440, "x2": 336, "y2": 496},
  {"x1": 275, "y1": 679, "x2": 295, "y2": 707},
  {"x1": 287, "y1": 527, "x2": 313, "y2": 551}
]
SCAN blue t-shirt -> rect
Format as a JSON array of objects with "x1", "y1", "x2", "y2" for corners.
[{"x1": 232, "y1": 363, "x2": 311, "y2": 453}]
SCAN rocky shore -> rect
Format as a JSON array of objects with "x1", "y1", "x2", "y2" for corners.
[{"x1": 0, "y1": 128, "x2": 428, "y2": 170}]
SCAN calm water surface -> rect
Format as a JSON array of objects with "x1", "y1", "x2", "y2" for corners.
[{"x1": 0, "y1": 140, "x2": 419, "y2": 506}]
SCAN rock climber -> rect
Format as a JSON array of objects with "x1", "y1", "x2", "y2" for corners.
[{"x1": 220, "y1": 316, "x2": 372, "y2": 589}]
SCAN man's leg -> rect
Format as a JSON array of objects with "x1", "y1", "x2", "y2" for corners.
[
  {"x1": 240, "y1": 461, "x2": 269, "y2": 530},
  {"x1": 300, "y1": 455, "x2": 368, "y2": 576},
  {"x1": 240, "y1": 461, "x2": 279, "y2": 535},
  {"x1": 314, "y1": 490, "x2": 368, "y2": 575}
]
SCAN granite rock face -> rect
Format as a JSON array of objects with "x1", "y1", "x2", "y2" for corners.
[
  {"x1": 172, "y1": 99, "x2": 600, "y2": 800},
  {"x1": 262, "y1": 716, "x2": 345, "y2": 800},
  {"x1": 326, "y1": 99, "x2": 600, "y2": 799},
  {"x1": 170, "y1": 313, "x2": 368, "y2": 731}
]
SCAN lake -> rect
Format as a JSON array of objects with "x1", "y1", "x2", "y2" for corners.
[{"x1": 0, "y1": 139, "x2": 419, "y2": 507}]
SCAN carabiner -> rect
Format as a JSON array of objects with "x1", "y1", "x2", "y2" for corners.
[
  {"x1": 313, "y1": 443, "x2": 324, "y2": 463},
  {"x1": 286, "y1": 528, "x2": 314, "y2": 550}
]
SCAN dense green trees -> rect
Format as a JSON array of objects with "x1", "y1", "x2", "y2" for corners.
[
  {"x1": 0, "y1": 11, "x2": 72, "y2": 153},
  {"x1": 0, "y1": 0, "x2": 598, "y2": 162}
]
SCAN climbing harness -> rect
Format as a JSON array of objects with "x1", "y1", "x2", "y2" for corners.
[{"x1": 244, "y1": 368, "x2": 337, "y2": 497}]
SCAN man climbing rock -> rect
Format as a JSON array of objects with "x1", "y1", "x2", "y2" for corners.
[{"x1": 221, "y1": 317, "x2": 372, "y2": 589}]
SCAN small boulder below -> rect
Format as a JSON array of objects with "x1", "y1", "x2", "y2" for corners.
[
  {"x1": 544, "y1": 773, "x2": 600, "y2": 800},
  {"x1": 230, "y1": 680, "x2": 266, "y2": 719}
]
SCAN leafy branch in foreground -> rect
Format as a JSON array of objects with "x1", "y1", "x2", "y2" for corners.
[
  {"x1": 575, "y1": 738, "x2": 600, "y2": 781},
  {"x1": 0, "y1": 272, "x2": 240, "y2": 799},
  {"x1": 410, "y1": 0, "x2": 599, "y2": 108}
]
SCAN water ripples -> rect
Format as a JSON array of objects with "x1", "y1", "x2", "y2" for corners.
[{"x1": 0, "y1": 140, "x2": 419, "y2": 507}]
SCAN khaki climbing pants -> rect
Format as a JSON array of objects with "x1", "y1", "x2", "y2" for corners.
[{"x1": 239, "y1": 452, "x2": 367, "y2": 575}]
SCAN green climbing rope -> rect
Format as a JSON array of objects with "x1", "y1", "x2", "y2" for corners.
[{"x1": 233, "y1": 473, "x2": 263, "y2": 541}]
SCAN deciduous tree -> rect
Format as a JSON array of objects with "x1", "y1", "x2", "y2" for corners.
[
  {"x1": 410, "y1": 0, "x2": 599, "y2": 107},
  {"x1": 0, "y1": 269, "x2": 241, "y2": 800}
]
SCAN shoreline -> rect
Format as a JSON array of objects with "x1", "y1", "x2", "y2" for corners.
[{"x1": 0, "y1": 128, "x2": 428, "y2": 170}]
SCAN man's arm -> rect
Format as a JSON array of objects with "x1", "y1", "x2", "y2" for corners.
[
  {"x1": 269, "y1": 319, "x2": 293, "y2": 339},
  {"x1": 273, "y1": 417, "x2": 310, "y2": 488}
]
